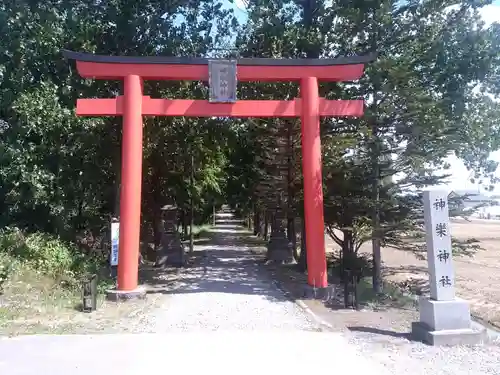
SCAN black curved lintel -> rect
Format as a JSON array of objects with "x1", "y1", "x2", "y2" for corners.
[{"x1": 62, "y1": 50, "x2": 376, "y2": 66}]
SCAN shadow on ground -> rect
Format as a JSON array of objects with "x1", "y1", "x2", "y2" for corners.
[
  {"x1": 347, "y1": 325, "x2": 411, "y2": 339},
  {"x1": 134, "y1": 212, "x2": 422, "y2": 342},
  {"x1": 137, "y1": 215, "x2": 290, "y2": 303},
  {"x1": 384, "y1": 265, "x2": 430, "y2": 296}
]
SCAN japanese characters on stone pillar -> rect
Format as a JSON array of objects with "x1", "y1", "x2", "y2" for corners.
[
  {"x1": 412, "y1": 189, "x2": 485, "y2": 346},
  {"x1": 208, "y1": 60, "x2": 237, "y2": 103},
  {"x1": 423, "y1": 190, "x2": 455, "y2": 301}
]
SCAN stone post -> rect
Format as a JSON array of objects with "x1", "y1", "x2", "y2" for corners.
[
  {"x1": 411, "y1": 190, "x2": 485, "y2": 345},
  {"x1": 154, "y1": 205, "x2": 185, "y2": 268},
  {"x1": 266, "y1": 207, "x2": 294, "y2": 263}
]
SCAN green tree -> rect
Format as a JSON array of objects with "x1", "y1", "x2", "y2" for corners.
[{"x1": 0, "y1": 0, "x2": 239, "y2": 260}]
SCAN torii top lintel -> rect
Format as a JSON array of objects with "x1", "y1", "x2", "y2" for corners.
[{"x1": 62, "y1": 50, "x2": 376, "y2": 82}]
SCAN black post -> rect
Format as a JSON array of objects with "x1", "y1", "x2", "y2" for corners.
[
  {"x1": 213, "y1": 203, "x2": 216, "y2": 226},
  {"x1": 189, "y1": 154, "x2": 194, "y2": 253},
  {"x1": 82, "y1": 274, "x2": 98, "y2": 312}
]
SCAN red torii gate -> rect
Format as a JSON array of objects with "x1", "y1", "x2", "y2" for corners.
[{"x1": 63, "y1": 50, "x2": 373, "y2": 298}]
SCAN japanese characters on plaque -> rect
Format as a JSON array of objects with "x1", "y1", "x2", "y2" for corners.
[
  {"x1": 423, "y1": 190, "x2": 455, "y2": 301},
  {"x1": 208, "y1": 59, "x2": 237, "y2": 103},
  {"x1": 110, "y1": 221, "x2": 119, "y2": 266}
]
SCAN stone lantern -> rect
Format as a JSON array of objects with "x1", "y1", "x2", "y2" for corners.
[
  {"x1": 155, "y1": 205, "x2": 185, "y2": 268},
  {"x1": 266, "y1": 205, "x2": 294, "y2": 264}
]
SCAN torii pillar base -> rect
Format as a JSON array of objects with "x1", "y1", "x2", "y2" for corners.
[
  {"x1": 106, "y1": 287, "x2": 147, "y2": 302},
  {"x1": 301, "y1": 285, "x2": 336, "y2": 301}
]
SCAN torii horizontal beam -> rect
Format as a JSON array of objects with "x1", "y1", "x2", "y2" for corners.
[
  {"x1": 77, "y1": 96, "x2": 364, "y2": 117},
  {"x1": 62, "y1": 50, "x2": 376, "y2": 82}
]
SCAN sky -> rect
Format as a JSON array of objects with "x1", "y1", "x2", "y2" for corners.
[
  {"x1": 435, "y1": 1, "x2": 500, "y2": 193},
  {"x1": 228, "y1": 0, "x2": 500, "y2": 194}
]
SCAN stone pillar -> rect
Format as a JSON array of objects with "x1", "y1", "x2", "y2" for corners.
[
  {"x1": 266, "y1": 207, "x2": 294, "y2": 263},
  {"x1": 155, "y1": 205, "x2": 185, "y2": 268},
  {"x1": 411, "y1": 190, "x2": 485, "y2": 345}
]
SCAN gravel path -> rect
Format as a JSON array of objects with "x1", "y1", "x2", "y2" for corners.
[
  {"x1": 347, "y1": 330, "x2": 500, "y2": 375},
  {"x1": 5, "y1": 213, "x2": 500, "y2": 375},
  {"x1": 0, "y1": 331, "x2": 391, "y2": 375},
  {"x1": 142, "y1": 214, "x2": 318, "y2": 332},
  {"x1": 1, "y1": 213, "x2": 398, "y2": 375}
]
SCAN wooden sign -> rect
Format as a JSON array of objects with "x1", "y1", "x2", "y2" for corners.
[{"x1": 208, "y1": 60, "x2": 237, "y2": 103}]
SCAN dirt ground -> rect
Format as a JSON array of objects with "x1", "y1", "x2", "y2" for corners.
[
  {"x1": 259, "y1": 219, "x2": 500, "y2": 337},
  {"x1": 354, "y1": 219, "x2": 500, "y2": 329},
  {"x1": 261, "y1": 218, "x2": 500, "y2": 335},
  {"x1": 0, "y1": 266, "x2": 172, "y2": 336},
  {"x1": 0, "y1": 229, "x2": 211, "y2": 336}
]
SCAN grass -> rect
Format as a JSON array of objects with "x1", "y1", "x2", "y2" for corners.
[
  {"x1": 355, "y1": 278, "x2": 417, "y2": 310},
  {"x1": 179, "y1": 224, "x2": 213, "y2": 241},
  {"x1": 192, "y1": 224, "x2": 212, "y2": 238},
  {"x1": 0, "y1": 248, "x2": 148, "y2": 336},
  {"x1": 241, "y1": 230, "x2": 416, "y2": 310},
  {"x1": 0, "y1": 222, "x2": 216, "y2": 336},
  {"x1": 0, "y1": 259, "x2": 164, "y2": 336},
  {"x1": 0, "y1": 261, "x2": 83, "y2": 334}
]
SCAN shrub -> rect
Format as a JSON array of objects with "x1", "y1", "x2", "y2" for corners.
[
  {"x1": 0, "y1": 227, "x2": 102, "y2": 286},
  {"x1": 0, "y1": 253, "x2": 15, "y2": 293},
  {"x1": 328, "y1": 251, "x2": 373, "y2": 279}
]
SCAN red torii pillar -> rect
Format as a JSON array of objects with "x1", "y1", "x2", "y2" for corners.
[
  {"x1": 63, "y1": 50, "x2": 374, "y2": 299},
  {"x1": 300, "y1": 76, "x2": 325, "y2": 289},
  {"x1": 120, "y1": 75, "x2": 143, "y2": 292}
]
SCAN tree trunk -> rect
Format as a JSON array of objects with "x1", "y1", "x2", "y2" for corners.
[
  {"x1": 286, "y1": 120, "x2": 296, "y2": 252},
  {"x1": 342, "y1": 230, "x2": 354, "y2": 258},
  {"x1": 152, "y1": 207, "x2": 162, "y2": 249},
  {"x1": 370, "y1": 19, "x2": 383, "y2": 294},
  {"x1": 112, "y1": 120, "x2": 122, "y2": 220},
  {"x1": 189, "y1": 155, "x2": 194, "y2": 252},
  {"x1": 261, "y1": 209, "x2": 266, "y2": 235},
  {"x1": 292, "y1": 218, "x2": 300, "y2": 261},
  {"x1": 298, "y1": 218, "x2": 307, "y2": 271},
  {"x1": 253, "y1": 206, "x2": 260, "y2": 236},
  {"x1": 264, "y1": 211, "x2": 269, "y2": 240},
  {"x1": 182, "y1": 210, "x2": 188, "y2": 238},
  {"x1": 371, "y1": 141, "x2": 383, "y2": 293},
  {"x1": 287, "y1": 217, "x2": 295, "y2": 245}
]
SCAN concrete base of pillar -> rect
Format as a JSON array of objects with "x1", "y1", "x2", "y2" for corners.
[
  {"x1": 106, "y1": 286, "x2": 147, "y2": 302},
  {"x1": 301, "y1": 284, "x2": 336, "y2": 301},
  {"x1": 411, "y1": 297, "x2": 486, "y2": 346},
  {"x1": 411, "y1": 322, "x2": 485, "y2": 346}
]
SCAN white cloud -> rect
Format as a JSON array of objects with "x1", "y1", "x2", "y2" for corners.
[
  {"x1": 445, "y1": 3, "x2": 500, "y2": 28},
  {"x1": 437, "y1": 4, "x2": 500, "y2": 193},
  {"x1": 438, "y1": 152, "x2": 500, "y2": 194},
  {"x1": 234, "y1": 0, "x2": 247, "y2": 11},
  {"x1": 479, "y1": 3, "x2": 500, "y2": 27}
]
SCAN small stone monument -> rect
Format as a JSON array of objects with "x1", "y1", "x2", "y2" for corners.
[
  {"x1": 411, "y1": 190, "x2": 485, "y2": 345},
  {"x1": 154, "y1": 205, "x2": 185, "y2": 268},
  {"x1": 266, "y1": 208, "x2": 294, "y2": 264}
]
